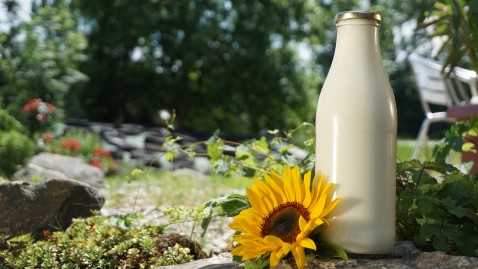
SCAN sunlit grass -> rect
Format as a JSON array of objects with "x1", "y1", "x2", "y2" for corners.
[{"x1": 104, "y1": 169, "x2": 251, "y2": 210}]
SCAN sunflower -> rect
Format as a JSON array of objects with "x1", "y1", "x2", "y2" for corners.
[{"x1": 229, "y1": 166, "x2": 341, "y2": 269}]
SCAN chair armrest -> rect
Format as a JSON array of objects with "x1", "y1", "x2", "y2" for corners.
[{"x1": 447, "y1": 104, "x2": 478, "y2": 121}]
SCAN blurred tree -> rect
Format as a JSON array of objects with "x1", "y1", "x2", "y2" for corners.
[
  {"x1": 0, "y1": 0, "x2": 87, "y2": 132},
  {"x1": 68, "y1": 0, "x2": 319, "y2": 135}
]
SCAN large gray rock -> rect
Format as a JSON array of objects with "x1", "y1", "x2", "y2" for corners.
[
  {"x1": 14, "y1": 153, "x2": 105, "y2": 189},
  {"x1": 0, "y1": 178, "x2": 105, "y2": 237}
]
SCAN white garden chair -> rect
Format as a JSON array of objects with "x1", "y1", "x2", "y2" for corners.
[{"x1": 409, "y1": 54, "x2": 478, "y2": 159}]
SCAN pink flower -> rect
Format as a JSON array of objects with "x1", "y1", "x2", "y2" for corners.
[{"x1": 37, "y1": 114, "x2": 47, "y2": 122}]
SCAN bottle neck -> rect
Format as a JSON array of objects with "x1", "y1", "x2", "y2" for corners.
[{"x1": 332, "y1": 19, "x2": 382, "y2": 65}]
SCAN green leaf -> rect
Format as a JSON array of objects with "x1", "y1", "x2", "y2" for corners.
[
  {"x1": 267, "y1": 129, "x2": 279, "y2": 135},
  {"x1": 278, "y1": 144, "x2": 294, "y2": 153},
  {"x1": 314, "y1": 240, "x2": 348, "y2": 260},
  {"x1": 207, "y1": 139, "x2": 223, "y2": 160},
  {"x1": 253, "y1": 137, "x2": 269, "y2": 154},
  {"x1": 419, "y1": 223, "x2": 462, "y2": 252},
  {"x1": 415, "y1": 195, "x2": 436, "y2": 216},
  {"x1": 462, "y1": 142, "x2": 476, "y2": 153},
  {"x1": 165, "y1": 151, "x2": 176, "y2": 162},
  {"x1": 244, "y1": 256, "x2": 270, "y2": 269},
  {"x1": 203, "y1": 194, "x2": 250, "y2": 217},
  {"x1": 439, "y1": 198, "x2": 475, "y2": 219},
  {"x1": 221, "y1": 194, "x2": 251, "y2": 217},
  {"x1": 7, "y1": 234, "x2": 33, "y2": 244},
  {"x1": 455, "y1": 224, "x2": 478, "y2": 257},
  {"x1": 200, "y1": 210, "x2": 213, "y2": 237}
]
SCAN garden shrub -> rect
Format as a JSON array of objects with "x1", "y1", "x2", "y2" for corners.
[
  {"x1": 0, "y1": 130, "x2": 35, "y2": 178},
  {"x1": 396, "y1": 160, "x2": 478, "y2": 256},
  {"x1": 0, "y1": 109, "x2": 24, "y2": 132}
]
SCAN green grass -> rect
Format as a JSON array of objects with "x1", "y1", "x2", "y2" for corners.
[
  {"x1": 397, "y1": 139, "x2": 415, "y2": 162},
  {"x1": 104, "y1": 169, "x2": 252, "y2": 210},
  {"x1": 396, "y1": 138, "x2": 462, "y2": 165}
]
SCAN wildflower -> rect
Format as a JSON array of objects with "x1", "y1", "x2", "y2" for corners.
[
  {"x1": 90, "y1": 157, "x2": 102, "y2": 169},
  {"x1": 93, "y1": 147, "x2": 112, "y2": 157},
  {"x1": 43, "y1": 132, "x2": 52, "y2": 143},
  {"x1": 61, "y1": 138, "x2": 81, "y2": 152}
]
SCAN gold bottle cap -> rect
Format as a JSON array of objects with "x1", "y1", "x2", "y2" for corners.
[{"x1": 335, "y1": 11, "x2": 381, "y2": 24}]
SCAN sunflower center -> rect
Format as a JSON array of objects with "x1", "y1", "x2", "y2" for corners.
[{"x1": 260, "y1": 202, "x2": 310, "y2": 243}]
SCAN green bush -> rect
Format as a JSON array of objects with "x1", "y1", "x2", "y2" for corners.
[
  {"x1": 0, "y1": 130, "x2": 35, "y2": 178},
  {"x1": 0, "y1": 109, "x2": 24, "y2": 132},
  {"x1": 396, "y1": 160, "x2": 478, "y2": 256}
]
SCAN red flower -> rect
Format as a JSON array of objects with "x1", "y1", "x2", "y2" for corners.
[
  {"x1": 22, "y1": 98, "x2": 41, "y2": 114},
  {"x1": 93, "y1": 147, "x2": 112, "y2": 157},
  {"x1": 90, "y1": 157, "x2": 102, "y2": 169},
  {"x1": 61, "y1": 138, "x2": 80, "y2": 151},
  {"x1": 43, "y1": 132, "x2": 52, "y2": 143},
  {"x1": 42, "y1": 229, "x2": 51, "y2": 239}
]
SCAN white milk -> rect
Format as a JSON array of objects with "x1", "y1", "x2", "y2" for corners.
[{"x1": 315, "y1": 11, "x2": 397, "y2": 254}]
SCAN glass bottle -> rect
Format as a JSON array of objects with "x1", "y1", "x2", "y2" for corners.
[{"x1": 315, "y1": 11, "x2": 397, "y2": 254}]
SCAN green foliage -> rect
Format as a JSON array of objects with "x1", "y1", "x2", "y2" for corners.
[
  {"x1": 0, "y1": 0, "x2": 87, "y2": 129},
  {"x1": 0, "y1": 214, "x2": 202, "y2": 268},
  {"x1": 157, "y1": 243, "x2": 194, "y2": 266},
  {"x1": 0, "y1": 108, "x2": 24, "y2": 133},
  {"x1": 396, "y1": 159, "x2": 478, "y2": 257},
  {"x1": 434, "y1": 117, "x2": 478, "y2": 163},
  {"x1": 166, "y1": 122, "x2": 315, "y2": 178},
  {"x1": 162, "y1": 205, "x2": 209, "y2": 240},
  {"x1": 419, "y1": 0, "x2": 478, "y2": 73},
  {"x1": 0, "y1": 130, "x2": 35, "y2": 178}
]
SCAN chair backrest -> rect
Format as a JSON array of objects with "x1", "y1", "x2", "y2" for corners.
[
  {"x1": 409, "y1": 54, "x2": 452, "y2": 115},
  {"x1": 409, "y1": 54, "x2": 478, "y2": 115}
]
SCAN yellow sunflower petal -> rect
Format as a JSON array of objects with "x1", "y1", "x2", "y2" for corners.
[
  {"x1": 291, "y1": 166, "x2": 304, "y2": 202},
  {"x1": 309, "y1": 194, "x2": 326, "y2": 219},
  {"x1": 246, "y1": 187, "x2": 268, "y2": 216},
  {"x1": 320, "y1": 197, "x2": 342, "y2": 218},
  {"x1": 229, "y1": 219, "x2": 261, "y2": 236},
  {"x1": 264, "y1": 173, "x2": 286, "y2": 203},
  {"x1": 263, "y1": 235, "x2": 284, "y2": 248},
  {"x1": 283, "y1": 166, "x2": 296, "y2": 202},
  {"x1": 269, "y1": 251, "x2": 281, "y2": 267},
  {"x1": 237, "y1": 209, "x2": 263, "y2": 223},
  {"x1": 253, "y1": 178, "x2": 279, "y2": 208},
  {"x1": 300, "y1": 238, "x2": 316, "y2": 250},
  {"x1": 311, "y1": 174, "x2": 325, "y2": 199},
  {"x1": 302, "y1": 170, "x2": 312, "y2": 207},
  {"x1": 291, "y1": 245, "x2": 306, "y2": 269}
]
